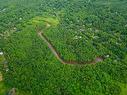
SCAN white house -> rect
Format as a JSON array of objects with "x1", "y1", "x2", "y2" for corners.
[{"x1": 0, "y1": 52, "x2": 3, "y2": 55}]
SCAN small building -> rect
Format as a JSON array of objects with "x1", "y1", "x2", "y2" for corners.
[
  {"x1": 74, "y1": 36, "x2": 82, "y2": 40},
  {"x1": 106, "y1": 55, "x2": 110, "y2": 58},
  {"x1": 0, "y1": 52, "x2": 3, "y2": 55},
  {"x1": 14, "y1": 27, "x2": 17, "y2": 30},
  {"x1": 19, "y1": 17, "x2": 22, "y2": 20}
]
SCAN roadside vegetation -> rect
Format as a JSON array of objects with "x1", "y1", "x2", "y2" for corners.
[{"x1": 0, "y1": 0, "x2": 127, "y2": 95}]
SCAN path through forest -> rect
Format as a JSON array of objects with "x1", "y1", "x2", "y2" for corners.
[{"x1": 37, "y1": 30, "x2": 104, "y2": 65}]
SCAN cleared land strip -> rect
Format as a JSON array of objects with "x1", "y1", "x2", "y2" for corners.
[
  {"x1": 38, "y1": 32, "x2": 66, "y2": 64},
  {"x1": 38, "y1": 31, "x2": 104, "y2": 65}
]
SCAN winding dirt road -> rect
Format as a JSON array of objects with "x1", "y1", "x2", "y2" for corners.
[
  {"x1": 38, "y1": 32, "x2": 66, "y2": 64},
  {"x1": 37, "y1": 31, "x2": 104, "y2": 65}
]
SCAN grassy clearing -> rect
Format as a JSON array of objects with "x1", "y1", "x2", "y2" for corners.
[
  {"x1": 120, "y1": 83, "x2": 127, "y2": 95},
  {"x1": 0, "y1": 81, "x2": 8, "y2": 95},
  {"x1": 29, "y1": 16, "x2": 59, "y2": 27},
  {"x1": 0, "y1": 55, "x2": 4, "y2": 77},
  {"x1": 41, "y1": 17, "x2": 59, "y2": 26},
  {"x1": 0, "y1": 55, "x2": 5, "y2": 64}
]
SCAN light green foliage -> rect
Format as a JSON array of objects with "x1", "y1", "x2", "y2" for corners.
[
  {"x1": 0, "y1": 82, "x2": 7, "y2": 95},
  {"x1": 41, "y1": 17, "x2": 59, "y2": 26},
  {"x1": 0, "y1": 56, "x2": 5, "y2": 64},
  {"x1": 120, "y1": 83, "x2": 127, "y2": 95},
  {"x1": 29, "y1": 16, "x2": 59, "y2": 27}
]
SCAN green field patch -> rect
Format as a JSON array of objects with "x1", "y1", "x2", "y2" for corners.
[
  {"x1": 120, "y1": 83, "x2": 127, "y2": 95},
  {"x1": 0, "y1": 82, "x2": 8, "y2": 95},
  {"x1": 28, "y1": 16, "x2": 59, "y2": 27},
  {"x1": 0, "y1": 55, "x2": 5, "y2": 65}
]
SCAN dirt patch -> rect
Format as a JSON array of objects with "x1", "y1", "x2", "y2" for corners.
[{"x1": 95, "y1": 57, "x2": 103, "y2": 63}]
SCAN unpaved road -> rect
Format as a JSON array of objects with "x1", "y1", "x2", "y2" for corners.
[
  {"x1": 38, "y1": 32, "x2": 66, "y2": 64},
  {"x1": 38, "y1": 31, "x2": 104, "y2": 65}
]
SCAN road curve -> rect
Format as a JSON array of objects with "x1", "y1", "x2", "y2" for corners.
[{"x1": 37, "y1": 31, "x2": 104, "y2": 65}]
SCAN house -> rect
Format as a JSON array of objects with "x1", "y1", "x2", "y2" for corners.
[{"x1": 0, "y1": 52, "x2": 3, "y2": 55}]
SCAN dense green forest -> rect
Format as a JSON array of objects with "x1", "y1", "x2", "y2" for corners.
[{"x1": 0, "y1": 0, "x2": 127, "y2": 95}]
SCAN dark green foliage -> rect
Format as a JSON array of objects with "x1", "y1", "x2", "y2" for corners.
[{"x1": 0, "y1": 0, "x2": 127, "y2": 95}]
